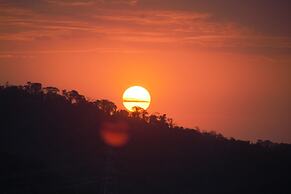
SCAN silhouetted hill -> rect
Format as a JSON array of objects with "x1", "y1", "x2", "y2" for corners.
[{"x1": 1, "y1": 83, "x2": 290, "y2": 194}]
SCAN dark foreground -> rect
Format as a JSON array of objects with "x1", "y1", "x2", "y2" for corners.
[{"x1": 1, "y1": 83, "x2": 291, "y2": 194}]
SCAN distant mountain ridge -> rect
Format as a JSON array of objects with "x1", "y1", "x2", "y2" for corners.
[{"x1": 1, "y1": 82, "x2": 290, "y2": 194}]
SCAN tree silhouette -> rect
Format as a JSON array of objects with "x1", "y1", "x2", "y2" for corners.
[
  {"x1": 115, "y1": 109, "x2": 129, "y2": 118},
  {"x1": 63, "y1": 89, "x2": 85, "y2": 104},
  {"x1": 25, "y1": 82, "x2": 42, "y2": 94},
  {"x1": 131, "y1": 106, "x2": 149, "y2": 121},
  {"x1": 0, "y1": 82, "x2": 290, "y2": 194},
  {"x1": 94, "y1": 99, "x2": 117, "y2": 115},
  {"x1": 43, "y1": 86, "x2": 60, "y2": 95}
]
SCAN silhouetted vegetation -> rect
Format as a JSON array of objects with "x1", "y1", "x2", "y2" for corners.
[{"x1": 1, "y1": 82, "x2": 290, "y2": 194}]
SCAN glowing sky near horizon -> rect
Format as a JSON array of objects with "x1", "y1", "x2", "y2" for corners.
[{"x1": 0, "y1": 0, "x2": 291, "y2": 143}]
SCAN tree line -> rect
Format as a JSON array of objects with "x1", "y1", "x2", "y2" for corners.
[{"x1": 1, "y1": 82, "x2": 290, "y2": 194}]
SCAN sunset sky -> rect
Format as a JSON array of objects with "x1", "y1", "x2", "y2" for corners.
[{"x1": 1, "y1": 0, "x2": 291, "y2": 143}]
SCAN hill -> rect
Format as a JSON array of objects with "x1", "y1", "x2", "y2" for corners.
[{"x1": 1, "y1": 82, "x2": 290, "y2": 194}]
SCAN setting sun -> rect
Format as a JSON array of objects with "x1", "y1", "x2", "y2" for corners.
[{"x1": 123, "y1": 86, "x2": 151, "y2": 112}]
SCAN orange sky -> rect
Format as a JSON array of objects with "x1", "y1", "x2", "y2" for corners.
[{"x1": 1, "y1": 0, "x2": 291, "y2": 143}]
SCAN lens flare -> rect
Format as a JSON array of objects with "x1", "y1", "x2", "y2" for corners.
[{"x1": 100, "y1": 121, "x2": 129, "y2": 147}]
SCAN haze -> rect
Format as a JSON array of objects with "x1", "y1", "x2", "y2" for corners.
[{"x1": 0, "y1": 0, "x2": 291, "y2": 143}]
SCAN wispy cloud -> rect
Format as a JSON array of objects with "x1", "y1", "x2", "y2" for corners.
[
  {"x1": 1, "y1": 0, "x2": 291, "y2": 52},
  {"x1": 46, "y1": 0, "x2": 138, "y2": 7}
]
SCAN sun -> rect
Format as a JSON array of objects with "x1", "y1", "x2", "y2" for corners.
[{"x1": 123, "y1": 86, "x2": 151, "y2": 112}]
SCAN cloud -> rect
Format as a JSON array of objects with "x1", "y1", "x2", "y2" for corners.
[
  {"x1": 137, "y1": 0, "x2": 291, "y2": 35},
  {"x1": 46, "y1": 0, "x2": 138, "y2": 6},
  {"x1": 0, "y1": 0, "x2": 291, "y2": 51}
]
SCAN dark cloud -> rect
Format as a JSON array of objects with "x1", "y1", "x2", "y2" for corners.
[{"x1": 137, "y1": 0, "x2": 291, "y2": 36}]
